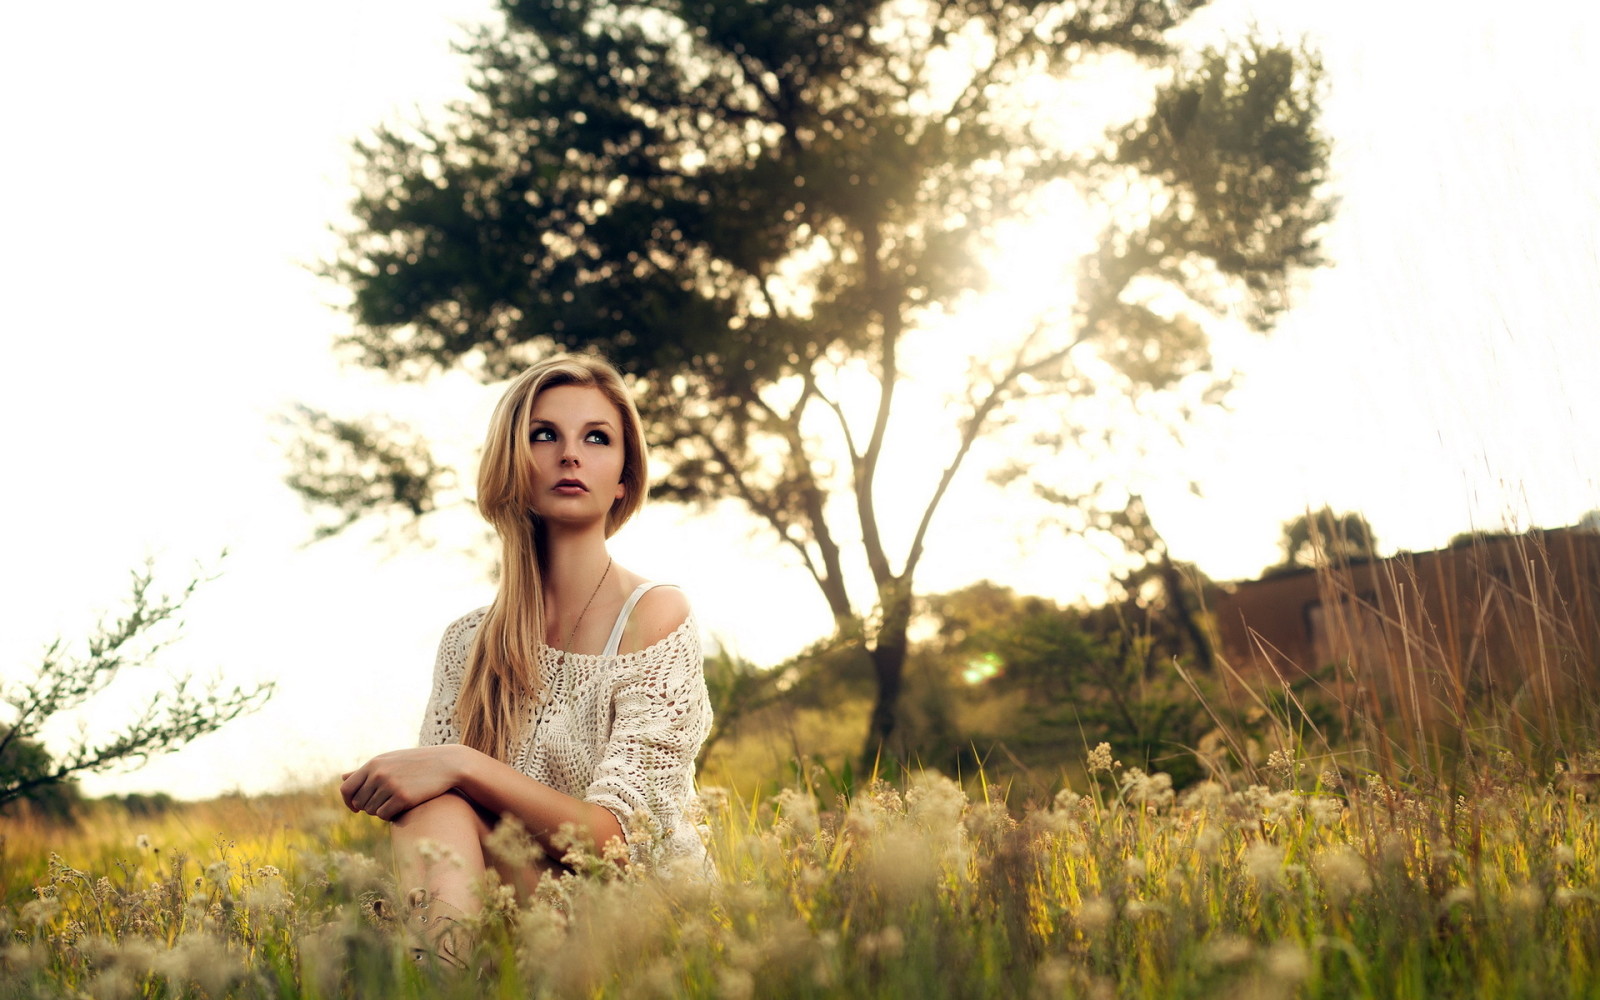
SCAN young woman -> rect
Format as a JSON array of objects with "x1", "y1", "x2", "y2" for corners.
[{"x1": 338, "y1": 353, "x2": 713, "y2": 956}]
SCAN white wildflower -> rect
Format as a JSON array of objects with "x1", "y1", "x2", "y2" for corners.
[
  {"x1": 772, "y1": 787, "x2": 821, "y2": 838},
  {"x1": 18, "y1": 897, "x2": 61, "y2": 928},
  {"x1": 1119, "y1": 768, "x2": 1174, "y2": 810},
  {"x1": 1554, "y1": 843, "x2": 1577, "y2": 868},
  {"x1": 1265, "y1": 749, "x2": 1302, "y2": 786},
  {"x1": 1202, "y1": 934, "x2": 1254, "y2": 967},
  {"x1": 1263, "y1": 940, "x2": 1311, "y2": 983},
  {"x1": 717, "y1": 967, "x2": 755, "y2": 1000},
  {"x1": 1179, "y1": 781, "x2": 1225, "y2": 812},
  {"x1": 240, "y1": 881, "x2": 292, "y2": 919},
  {"x1": 485, "y1": 815, "x2": 546, "y2": 870},
  {"x1": 1441, "y1": 885, "x2": 1475, "y2": 909},
  {"x1": 1243, "y1": 842, "x2": 1286, "y2": 889},
  {"x1": 1313, "y1": 845, "x2": 1371, "y2": 904},
  {"x1": 697, "y1": 786, "x2": 730, "y2": 816},
  {"x1": 906, "y1": 773, "x2": 967, "y2": 833},
  {"x1": 1086, "y1": 743, "x2": 1119, "y2": 775},
  {"x1": 1076, "y1": 898, "x2": 1114, "y2": 933},
  {"x1": 1306, "y1": 795, "x2": 1344, "y2": 826}
]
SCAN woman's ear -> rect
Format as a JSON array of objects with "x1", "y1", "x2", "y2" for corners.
[{"x1": 614, "y1": 480, "x2": 626, "y2": 501}]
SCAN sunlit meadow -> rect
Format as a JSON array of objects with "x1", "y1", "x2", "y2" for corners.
[
  {"x1": 5, "y1": 755, "x2": 1600, "y2": 998},
  {"x1": 6, "y1": 534, "x2": 1600, "y2": 999}
]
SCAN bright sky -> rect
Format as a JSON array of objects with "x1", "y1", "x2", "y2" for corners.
[{"x1": 2, "y1": 1, "x2": 1596, "y2": 800}]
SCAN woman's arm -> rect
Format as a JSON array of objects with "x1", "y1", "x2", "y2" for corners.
[{"x1": 340, "y1": 743, "x2": 624, "y2": 854}]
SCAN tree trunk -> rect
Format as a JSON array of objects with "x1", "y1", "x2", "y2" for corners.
[{"x1": 861, "y1": 579, "x2": 913, "y2": 772}]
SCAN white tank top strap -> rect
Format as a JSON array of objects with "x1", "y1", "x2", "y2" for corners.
[{"x1": 602, "y1": 582, "x2": 676, "y2": 657}]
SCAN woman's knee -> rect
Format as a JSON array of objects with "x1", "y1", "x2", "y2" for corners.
[{"x1": 391, "y1": 790, "x2": 481, "y2": 834}]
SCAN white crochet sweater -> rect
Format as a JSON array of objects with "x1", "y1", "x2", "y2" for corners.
[{"x1": 416, "y1": 599, "x2": 713, "y2": 870}]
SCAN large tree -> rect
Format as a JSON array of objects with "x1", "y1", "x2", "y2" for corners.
[{"x1": 295, "y1": 0, "x2": 1331, "y2": 764}]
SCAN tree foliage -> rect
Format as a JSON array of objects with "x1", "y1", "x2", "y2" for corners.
[
  {"x1": 0, "y1": 564, "x2": 274, "y2": 811},
  {"x1": 296, "y1": 0, "x2": 1332, "y2": 763},
  {"x1": 1270, "y1": 506, "x2": 1378, "y2": 575},
  {"x1": 914, "y1": 581, "x2": 1223, "y2": 789}
]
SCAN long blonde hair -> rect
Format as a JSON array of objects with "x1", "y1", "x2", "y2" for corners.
[{"x1": 456, "y1": 353, "x2": 648, "y2": 757}]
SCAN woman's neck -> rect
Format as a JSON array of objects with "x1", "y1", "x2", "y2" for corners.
[{"x1": 540, "y1": 524, "x2": 614, "y2": 607}]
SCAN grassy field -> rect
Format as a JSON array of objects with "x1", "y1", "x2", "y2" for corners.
[
  {"x1": 6, "y1": 531, "x2": 1598, "y2": 998},
  {"x1": 4, "y1": 751, "x2": 1600, "y2": 999}
]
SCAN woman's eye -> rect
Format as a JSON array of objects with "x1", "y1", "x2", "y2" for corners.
[
  {"x1": 530, "y1": 427, "x2": 555, "y2": 442},
  {"x1": 586, "y1": 431, "x2": 611, "y2": 445}
]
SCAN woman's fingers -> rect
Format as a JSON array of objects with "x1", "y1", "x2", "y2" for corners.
[
  {"x1": 365, "y1": 786, "x2": 393, "y2": 820},
  {"x1": 338, "y1": 768, "x2": 367, "y2": 812}
]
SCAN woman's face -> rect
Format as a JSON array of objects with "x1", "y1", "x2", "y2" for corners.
[{"x1": 525, "y1": 383, "x2": 628, "y2": 524}]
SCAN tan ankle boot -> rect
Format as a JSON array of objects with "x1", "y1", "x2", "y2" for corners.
[{"x1": 404, "y1": 888, "x2": 471, "y2": 970}]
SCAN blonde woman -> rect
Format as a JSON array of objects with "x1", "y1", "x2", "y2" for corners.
[{"x1": 339, "y1": 353, "x2": 712, "y2": 958}]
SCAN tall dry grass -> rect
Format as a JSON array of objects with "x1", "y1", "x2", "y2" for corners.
[{"x1": 4, "y1": 528, "x2": 1600, "y2": 998}]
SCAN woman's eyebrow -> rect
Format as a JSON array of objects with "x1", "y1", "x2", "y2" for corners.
[{"x1": 528, "y1": 418, "x2": 616, "y2": 428}]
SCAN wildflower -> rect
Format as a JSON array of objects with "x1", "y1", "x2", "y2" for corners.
[
  {"x1": 1305, "y1": 795, "x2": 1344, "y2": 826},
  {"x1": 1193, "y1": 827, "x2": 1224, "y2": 859},
  {"x1": 1076, "y1": 897, "x2": 1114, "y2": 933},
  {"x1": 964, "y1": 799, "x2": 1015, "y2": 840},
  {"x1": 241, "y1": 881, "x2": 292, "y2": 919},
  {"x1": 18, "y1": 896, "x2": 61, "y2": 929},
  {"x1": 485, "y1": 815, "x2": 546, "y2": 870},
  {"x1": 717, "y1": 966, "x2": 755, "y2": 1000},
  {"x1": 772, "y1": 787, "x2": 820, "y2": 838},
  {"x1": 1265, "y1": 749, "x2": 1302, "y2": 787},
  {"x1": 1441, "y1": 885, "x2": 1476, "y2": 909},
  {"x1": 697, "y1": 785, "x2": 730, "y2": 816},
  {"x1": 867, "y1": 779, "x2": 904, "y2": 814},
  {"x1": 1202, "y1": 934, "x2": 1254, "y2": 967},
  {"x1": 1119, "y1": 768, "x2": 1174, "y2": 810},
  {"x1": 1313, "y1": 845, "x2": 1371, "y2": 904},
  {"x1": 135, "y1": 834, "x2": 152, "y2": 853},
  {"x1": 415, "y1": 839, "x2": 445, "y2": 864},
  {"x1": 1509, "y1": 883, "x2": 1543, "y2": 915},
  {"x1": 1243, "y1": 842, "x2": 1285, "y2": 889},
  {"x1": 1086, "y1": 743, "x2": 1119, "y2": 776},
  {"x1": 905, "y1": 772, "x2": 967, "y2": 833},
  {"x1": 1554, "y1": 843, "x2": 1577, "y2": 868},
  {"x1": 1124, "y1": 856, "x2": 1147, "y2": 880},
  {"x1": 151, "y1": 932, "x2": 243, "y2": 1000},
  {"x1": 1263, "y1": 940, "x2": 1311, "y2": 983},
  {"x1": 255, "y1": 864, "x2": 280, "y2": 879},
  {"x1": 859, "y1": 925, "x2": 905, "y2": 959},
  {"x1": 1179, "y1": 781, "x2": 1225, "y2": 812},
  {"x1": 487, "y1": 881, "x2": 518, "y2": 917}
]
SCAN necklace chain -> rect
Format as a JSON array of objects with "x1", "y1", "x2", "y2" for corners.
[{"x1": 556, "y1": 557, "x2": 612, "y2": 665}]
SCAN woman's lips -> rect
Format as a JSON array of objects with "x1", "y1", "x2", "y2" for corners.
[{"x1": 553, "y1": 479, "x2": 588, "y2": 494}]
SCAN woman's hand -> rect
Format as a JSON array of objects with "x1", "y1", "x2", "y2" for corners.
[{"x1": 339, "y1": 744, "x2": 476, "y2": 821}]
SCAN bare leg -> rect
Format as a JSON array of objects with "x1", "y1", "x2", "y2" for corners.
[
  {"x1": 391, "y1": 791, "x2": 491, "y2": 916},
  {"x1": 488, "y1": 844, "x2": 569, "y2": 901}
]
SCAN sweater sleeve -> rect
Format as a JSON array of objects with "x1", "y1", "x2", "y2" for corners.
[
  {"x1": 417, "y1": 609, "x2": 486, "y2": 747},
  {"x1": 581, "y1": 619, "x2": 713, "y2": 866}
]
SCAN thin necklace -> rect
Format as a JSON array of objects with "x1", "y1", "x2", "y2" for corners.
[{"x1": 556, "y1": 557, "x2": 612, "y2": 665}]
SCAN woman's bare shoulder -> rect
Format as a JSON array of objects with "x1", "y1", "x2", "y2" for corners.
[{"x1": 621, "y1": 585, "x2": 693, "y2": 654}]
